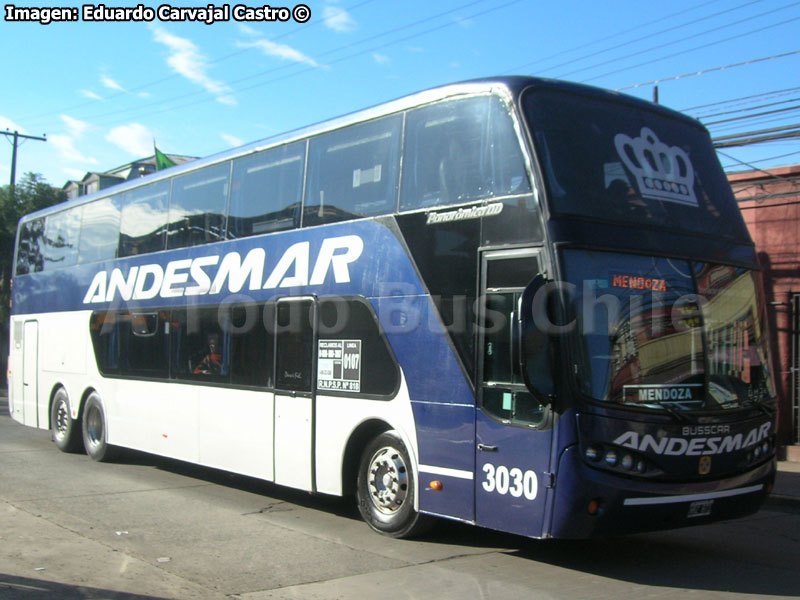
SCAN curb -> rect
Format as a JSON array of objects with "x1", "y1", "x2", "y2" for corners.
[{"x1": 765, "y1": 494, "x2": 800, "y2": 512}]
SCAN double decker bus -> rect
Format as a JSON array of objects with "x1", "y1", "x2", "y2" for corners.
[{"x1": 8, "y1": 77, "x2": 777, "y2": 539}]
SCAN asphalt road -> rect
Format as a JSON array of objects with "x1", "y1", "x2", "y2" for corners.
[{"x1": 1, "y1": 397, "x2": 799, "y2": 600}]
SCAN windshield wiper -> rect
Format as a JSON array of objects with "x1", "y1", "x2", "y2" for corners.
[
  {"x1": 745, "y1": 396, "x2": 775, "y2": 417},
  {"x1": 653, "y1": 401, "x2": 690, "y2": 422}
]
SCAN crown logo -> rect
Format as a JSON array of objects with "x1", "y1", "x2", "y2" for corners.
[{"x1": 614, "y1": 127, "x2": 697, "y2": 207}]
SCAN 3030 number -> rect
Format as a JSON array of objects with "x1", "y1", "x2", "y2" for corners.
[{"x1": 482, "y1": 463, "x2": 538, "y2": 500}]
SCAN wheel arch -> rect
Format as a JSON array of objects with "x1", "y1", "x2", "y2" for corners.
[
  {"x1": 340, "y1": 419, "x2": 392, "y2": 497},
  {"x1": 77, "y1": 386, "x2": 100, "y2": 422},
  {"x1": 47, "y1": 383, "x2": 69, "y2": 429}
]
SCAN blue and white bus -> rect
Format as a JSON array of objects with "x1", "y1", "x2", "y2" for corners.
[{"x1": 8, "y1": 77, "x2": 777, "y2": 539}]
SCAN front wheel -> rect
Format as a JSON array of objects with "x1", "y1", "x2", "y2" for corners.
[
  {"x1": 82, "y1": 392, "x2": 118, "y2": 462},
  {"x1": 356, "y1": 431, "x2": 433, "y2": 538},
  {"x1": 51, "y1": 387, "x2": 82, "y2": 453}
]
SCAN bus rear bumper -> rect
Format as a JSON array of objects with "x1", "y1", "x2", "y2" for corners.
[{"x1": 548, "y1": 445, "x2": 776, "y2": 539}]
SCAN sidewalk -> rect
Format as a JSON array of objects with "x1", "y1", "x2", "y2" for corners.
[{"x1": 771, "y1": 460, "x2": 800, "y2": 510}]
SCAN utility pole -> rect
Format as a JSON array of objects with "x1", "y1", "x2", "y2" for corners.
[{"x1": 3, "y1": 129, "x2": 47, "y2": 198}]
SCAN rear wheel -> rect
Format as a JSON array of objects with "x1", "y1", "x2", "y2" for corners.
[
  {"x1": 356, "y1": 431, "x2": 433, "y2": 538},
  {"x1": 82, "y1": 392, "x2": 118, "y2": 462},
  {"x1": 51, "y1": 387, "x2": 82, "y2": 453}
]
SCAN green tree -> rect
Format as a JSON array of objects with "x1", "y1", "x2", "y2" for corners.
[{"x1": 0, "y1": 173, "x2": 66, "y2": 322}]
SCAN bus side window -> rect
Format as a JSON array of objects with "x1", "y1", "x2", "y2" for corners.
[
  {"x1": 120, "y1": 312, "x2": 169, "y2": 378},
  {"x1": 317, "y1": 297, "x2": 399, "y2": 397},
  {"x1": 171, "y1": 306, "x2": 228, "y2": 382},
  {"x1": 119, "y1": 181, "x2": 170, "y2": 257},
  {"x1": 304, "y1": 115, "x2": 402, "y2": 227},
  {"x1": 227, "y1": 142, "x2": 305, "y2": 239},
  {"x1": 167, "y1": 162, "x2": 230, "y2": 250},
  {"x1": 15, "y1": 218, "x2": 45, "y2": 275},
  {"x1": 79, "y1": 196, "x2": 121, "y2": 264},
  {"x1": 400, "y1": 96, "x2": 530, "y2": 211},
  {"x1": 42, "y1": 207, "x2": 81, "y2": 271}
]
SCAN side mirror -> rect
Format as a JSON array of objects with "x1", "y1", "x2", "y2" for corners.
[{"x1": 519, "y1": 275, "x2": 556, "y2": 402}]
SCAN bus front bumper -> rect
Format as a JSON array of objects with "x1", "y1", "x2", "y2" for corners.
[{"x1": 548, "y1": 445, "x2": 776, "y2": 539}]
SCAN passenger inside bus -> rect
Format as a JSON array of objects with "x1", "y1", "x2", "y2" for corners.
[{"x1": 193, "y1": 333, "x2": 223, "y2": 375}]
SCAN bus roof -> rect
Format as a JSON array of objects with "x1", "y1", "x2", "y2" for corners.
[{"x1": 21, "y1": 76, "x2": 699, "y2": 224}]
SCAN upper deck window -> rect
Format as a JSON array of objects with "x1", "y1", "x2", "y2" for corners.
[
  {"x1": 400, "y1": 95, "x2": 530, "y2": 211},
  {"x1": 119, "y1": 180, "x2": 170, "y2": 257},
  {"x1": 227, "y1": 142, "x2": 305, "y2": 239},
  {"x1": 523, "y1": 88, "x2": 749, "y2": 241},
  {"x1": 167, "y1": 162, "x2": 229, "y2": 249},
  {"x1": 304, "y1": 115, "x2": 402, "y2": 227},
  {"x1": 78, "y1": 196, "x2": 120, "y2": 264},
  {"x1": 15, "y1": 218, "x2": 45, "y2": 275},
  {"x1": 41, "y1": 207, "x2": 82, "y2": 270}
]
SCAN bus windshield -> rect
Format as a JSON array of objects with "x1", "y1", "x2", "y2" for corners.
[
  {"x1": 562, "y1": 249, "x2": 776, "y2": 412},
  {"x1": 523, "y1": 87, "x2": 750, "y2": 242}
]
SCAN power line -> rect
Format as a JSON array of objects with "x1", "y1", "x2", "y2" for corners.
[
  {"x1": 616, "y1": 49, "x2": 800, "y2": 91},
  {"x1": 682, "y1": 85, "x2": 800, "y2": 113},
  {"x1": 549, "y1": 0, "x2": 772, "y2": 80},
  {"x1": 582, "y1": 7, "x2": 800, "y2": 84},
  {"x1": 713, "y1": 124, "x2": 800, "y2": 148},
  {"x1": 694, "y1": 96, "x2": 800, "y2": 120},
  {"x1": 718, "y1": 150, "x2": 800, "y2": 183},
  {"x1": 507, "y1": 0, "x2": 737, "y2": 75},
  {"x1": 703, "y1": 104, "x2": 800, "y2": 126}
]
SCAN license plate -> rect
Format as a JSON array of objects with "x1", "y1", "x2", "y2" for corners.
[{"x1": 687, "y1": 499, "x2": 714, "y2": 518}]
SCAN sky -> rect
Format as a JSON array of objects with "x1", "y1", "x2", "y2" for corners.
[{"x1": 1, "y1": 0, "x2": 799, "y2": 189}]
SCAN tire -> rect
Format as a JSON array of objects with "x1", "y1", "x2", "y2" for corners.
[
  {"x1": 51, "y1": 387, "x2": 82, "y2": 453},
  {"x1": 82, "y1": 392, "x2": 118, "y2": 462},
  {"x1": 356, "y1": 431, "x2": 433, "y2": 538}
]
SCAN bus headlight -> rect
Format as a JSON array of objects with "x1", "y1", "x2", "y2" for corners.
[
  {"x1": 604, "y1": 450, "x2": 618, "y2": 467},
  {"x1": 585, "y1": 445, "x2": 602, "y2": 461}
]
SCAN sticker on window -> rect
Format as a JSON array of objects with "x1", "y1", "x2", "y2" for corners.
[
  {"x1": 318, "y1": 340, "x2": 362, "y2": 392},
  {"x1": 614, "y1": 127, "x2": 698, "y2": 207}
]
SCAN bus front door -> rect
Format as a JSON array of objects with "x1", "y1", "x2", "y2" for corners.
[
  {"x1": 22, "y1": 320, "x2": 39, "y2": 428},
  {"x1": 273, "y1": 297, "x2": 317, "y2": 492},
  {"x1": 475, "y1": 250, "x2": 552, "y2": 538}
]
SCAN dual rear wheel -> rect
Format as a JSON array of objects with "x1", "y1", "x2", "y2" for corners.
[{"x1": 50, "y1": 389, "x2": 116, "y2": 462}]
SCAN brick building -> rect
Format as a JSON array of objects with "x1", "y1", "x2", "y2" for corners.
[{"x1": 728, "y1": 164, "x2": 800, "y2": 460}]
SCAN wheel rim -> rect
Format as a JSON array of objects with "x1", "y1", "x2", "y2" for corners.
[
  {"x1": 366, "y1": 445, "x2": 409, "y2": 515},
  {"x1": 53, "y1": 397, "x2": 69, "y2": 441},
  {"x1": 85, "y1": 403, "x2": 104, "y2": 449}
]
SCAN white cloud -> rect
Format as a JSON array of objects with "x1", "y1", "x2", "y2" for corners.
[
  {"x1": 323, "y1": 5, "x2": 357, "y2": 33},
  {"x1": 80, "y1": 89, "x2": 103, "y2": 101},
  {"x1": 238, "y1": 23, "x2": 259, "y2": 36},
  {"x1": 221, "y1": 133, "x2": 244, "y2": 147},
  {"x1": 63, "y1": 167, "x2": 87, "y2": 180},
  {"x1": 237, "y1": 38, "x2": 318, "y2": 68},
  {"x1": 49, "y1": 134, "x2": 98, "y2": 164},
  {"x1": 373, "y1": 53, "x2": 390, "y2": 65},
  {"x1": 106, "y1": 123, "x2": 154, "y2": 157},
  {"x1": 101, "y1": 76, "x2": 126, "y2": 92},
  {"x1": 60, "y1": 115, "x2": 90, "y2": 138},
  {"x1": 0, "y1": 115, "x2": 25, "y2": 133},
  {"x1": 150, "y1": 25, "x2": 235, "y2": 105}
]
